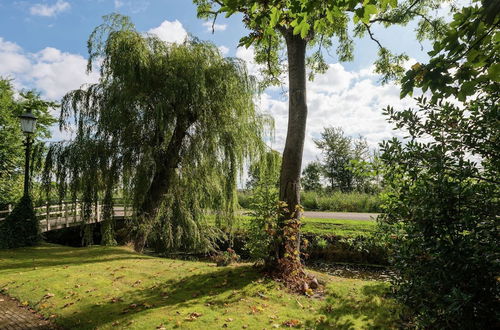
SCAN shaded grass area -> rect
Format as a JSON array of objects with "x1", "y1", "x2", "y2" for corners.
[{"x1": 0, "y1": 244, "x2": 399, "y2": 329}]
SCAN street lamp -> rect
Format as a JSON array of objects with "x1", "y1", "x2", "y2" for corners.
[{"x1": 19, "y1": 110, "x2": 37, "y2": 196}]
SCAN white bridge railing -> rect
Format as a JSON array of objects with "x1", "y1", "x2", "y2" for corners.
[{"x1": 0, "y1": 200, "x2": 132, "y2": 232}]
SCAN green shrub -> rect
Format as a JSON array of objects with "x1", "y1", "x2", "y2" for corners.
[
  {"x1": 379, "y1": 9, "x2": 500, "y2": 324},
  {"x1": 0, "y1": 195, "x2": 40, "y2": 249}
]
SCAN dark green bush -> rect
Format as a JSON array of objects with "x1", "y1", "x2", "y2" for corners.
[
  {"x1": 380, "y1": 82, "x2": 499, "y2": 326},
  {"x1": 0, "y1": 195, "x2": 40, "y2": 248}
]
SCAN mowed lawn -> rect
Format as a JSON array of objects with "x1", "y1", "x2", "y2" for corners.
[
  {"x1": 227, "y1": 215, "x2": 377, "y2": 237},
  {"x1": 0, "y1": 244, "x2": 398, "y2": 329}
]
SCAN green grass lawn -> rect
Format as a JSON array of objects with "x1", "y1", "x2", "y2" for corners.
[
  {"x1": 227, "y1": 215, "x2": 376, "y2": 237},
  {"x1": 0, "y1": 244, "x2": 398, "y2": 329}
]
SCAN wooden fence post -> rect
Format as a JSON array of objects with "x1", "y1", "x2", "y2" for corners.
[
  {"x1": 73, "y1": 200, "x2": 78, "y2": 224},
  {"x1": 64, "y1": 202, "x2": 69, "y2": 227},
  {"x1": 96, "y1": 200, "x2": 101, "y2": 223},
  {"x1": 46, "y1": 202, "x2": 50, "y2": 231},
  {"x1": 8, "y1": 204, "x2": 12, "y2": 214}
]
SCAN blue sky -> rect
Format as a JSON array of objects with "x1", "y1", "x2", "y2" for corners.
[{"x1": 0, "y1": 0, "x2": 455, "y2": 164}]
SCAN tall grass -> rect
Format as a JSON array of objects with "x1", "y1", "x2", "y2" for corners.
[
  {"x1": 301, "y1": 191, "x2": 382, "y2": 212},
  {"x1": 238, "y1": 190, "x2": 382, "y2": 213}
]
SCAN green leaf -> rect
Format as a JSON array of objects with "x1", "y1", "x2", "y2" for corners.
[
  {"x1": 487, "y1": 63, "x2": 500, "y2": 82},
  {"x1": 270, "y1": 7, "x2": 280, "y2": 27},
  {"x1": 300, "y1": 22, "x2": 310, "y2": 39},
  {"x1": 363, "y1": 4, "x2": 378, "y2": 21},
  {"x1": 293, "y1": 21, "x2": 303, "y2": 35}
]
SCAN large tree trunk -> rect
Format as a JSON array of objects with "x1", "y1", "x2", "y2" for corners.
[
  {"x1": 272, "y1": 30, "x2": 308, "y2": 271},
  {"x1": 133, "y1": 116, "x2": 194, "y2": 252}
]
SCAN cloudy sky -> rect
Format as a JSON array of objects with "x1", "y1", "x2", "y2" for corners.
[{"x1": 0, "y1": 0, "x2": 453, "y2": 166}]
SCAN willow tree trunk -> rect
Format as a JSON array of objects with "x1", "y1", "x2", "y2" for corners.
[
  {"x1": 133, "y1": 116, "x2": 194, "y2": 252},
  {"x1": 273, "y1": 30, "x2": 308, "y2": 269}
]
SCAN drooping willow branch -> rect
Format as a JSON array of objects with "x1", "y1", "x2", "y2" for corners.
[{"x1": 43, "y1": 14, "x2": 272, "y2": 251}]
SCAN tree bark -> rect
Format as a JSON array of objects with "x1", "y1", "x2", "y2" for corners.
[
  {"x1": 133, "y1": 116, "x2": 194, "y2": 252},
  {"x1": 274, "y1": 30, "x2": 308, "y2": 265}
]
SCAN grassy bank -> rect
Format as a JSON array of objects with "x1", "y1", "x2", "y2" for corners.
[
  {"x1": 238, "y1": 191, "x2": 382, "y2": 213},
  {"x1": 0, "y1": 244, "x2": 399, "y2": 329},
  {"x1": 229, "y1": 215, "x2": 376, "y2": 237}
]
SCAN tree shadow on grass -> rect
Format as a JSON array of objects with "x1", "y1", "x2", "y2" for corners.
[
  {"x1": 54, "y1": 264, "x2": 261, "y2": 329},
  {"x1": 0, "y1": 244, "x2": 150, "y2": 271},
  {"x1": 306, "y1": 282, "x2": 400, "y2": 329}
]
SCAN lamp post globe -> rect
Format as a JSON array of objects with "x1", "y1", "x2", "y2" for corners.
[
  {"x1": 19, "y1": 110, "x2": 38, "y2": 197},
  {"x1": 20, "y1": 111, "x2": 37, "y2": 134}
]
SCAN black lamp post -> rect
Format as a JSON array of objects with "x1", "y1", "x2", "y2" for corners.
[{"x1": 19, "y1": 110, "x2": 37, "y2": 197}]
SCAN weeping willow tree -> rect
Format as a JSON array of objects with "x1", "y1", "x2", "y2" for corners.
[{"x1": 43, "y1": 14, "x2": 269, "y2": 252}]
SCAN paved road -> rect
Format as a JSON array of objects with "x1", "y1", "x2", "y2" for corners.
[
  {"x1": 240, "y1": 210, "x2": 379, "y2": 221},
  {"x1": 303, "y1": 211, "x2": 379, "y2": 221}
]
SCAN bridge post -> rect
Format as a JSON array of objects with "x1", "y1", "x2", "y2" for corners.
[
  {"x1": 96, "y1": 200, "x2": 101, "y2": 223},
  {"x1": 46, "y1": 203, "x2": 50, "y2": 231},
  {"x1": 8, "y1": 204, "x2": 12, "y2": 215},
  {"x1": 73, "y1": 200, "x2": 78, "y2": 224},
  {"x1": 64, "y1": 202, "x2": 69, "y2": 227}
]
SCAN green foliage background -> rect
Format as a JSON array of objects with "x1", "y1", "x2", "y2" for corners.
[
  {"x1": 0, "y1": 79, "x2": 56, "y2": 208},
  {"x1": 379, "y1": 1, "x2": 499, "y2": 326}
]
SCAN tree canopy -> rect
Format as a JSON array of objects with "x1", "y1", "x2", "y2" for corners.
[
  {"x1": 0, "y1": 78, "x2": 56, "y2": 207},
  {"x1": 195, "y1": 0, "x2": 446, "y2": 85},
  {"x1": 43, "y1": 14, "x2": 269, "y2": 251}
]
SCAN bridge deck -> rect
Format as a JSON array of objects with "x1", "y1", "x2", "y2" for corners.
[{"x1": 0, "y1": 203, "x2": 130, "y2": 233}]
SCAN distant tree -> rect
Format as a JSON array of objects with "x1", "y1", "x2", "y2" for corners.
[
  {"x1": 43, "y1": 15, "x2": 267, "y2": 251},
  {"x1": 349, "y1": 150, "x2": 384, "y2": 193},
  {"x1": 301, "y1": 161, "x2": 322, "y2": 191},
  {"x1": 0, "y1": 79, "x2": 56, "y2": 207},
  {"x1": 379, "y1": 0, "x2": 499, "y2": 327},
  {"x1": 314, "y1": 126, "x2": 370, "y2": 192}
]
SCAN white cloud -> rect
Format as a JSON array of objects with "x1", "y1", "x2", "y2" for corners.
[
  {"x1": 0, "y1": 38, "x2": 99, "y2": 141},
  {"x1": 31, "y1": 47, "x2": 99, "y2": 100},
  {"x1": 252, "y1": 63, "x2": 416, "y2": 166},
  {"x1": 202, "y1": 21, "x2": 227, "y2": 32},
  {"x1": 0, "y1": 38, "x2": 31, "y2": 77},
  {"x1": 30, "y1": 0, "x2": 70, "y2": 17},
  {"x1": 236, "y1": 46, "x2": 262, "y2": 79},
  {"x1": 0, "y1": 39, "x2": 99, "y2": 101},
  {"x1": 233, "y1": 47, "x2": 410, "y2": 165},
  {"x1": 218, "y1": 46, "x2": 229, "y2": 56},
  {"x1": 148, "y1": 20, "x2": 188, "y2": 44}
]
